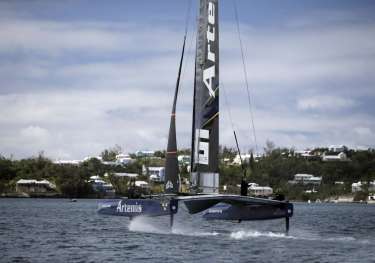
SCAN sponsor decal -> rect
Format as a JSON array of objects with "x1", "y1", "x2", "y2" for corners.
[
  {"x1": 116, "y1": 201, "x2": 142, "y2": 213},
  {"x1": 208, "y1": 208, "x2": 222, "y2": 214},
  {"x1": 195, "y1": 129, "x2": 209, "y2": 165},
  {"x1": 203, "y1": 1, "x2": 216, "y2": 98},
  {"x1": 165, "y1": 180, "x2": 174, "y2": 189},
  {"x1": 161, "y1": 201, "x2": 169, "y2": 211}
]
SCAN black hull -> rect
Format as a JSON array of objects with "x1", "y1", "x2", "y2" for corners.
[
  {"x1": 203, "y1": 202, "x2": 293, "y2": 221},
  {"x1": 97, "y1": 195, "x2": 293, "y2": 232}
]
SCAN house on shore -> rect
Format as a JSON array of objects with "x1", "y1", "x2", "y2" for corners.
[
  {"x1": 351, "y1": 181, "x2": 375, "y2": 193},
  {"x1": 143, "y1": 166, "x2": 165, "y2": 182},
  {"x1": 322, "y1": 152, "x2": 349, "y2": 162},
  {"x1": 89, "y1": 175, "x2": 115, "y2": 197},
  {"x1": 232, "y1": 153, "x2": 261, "y2": 165},
  {"x1": 289, "y1": 174, "x2": 322, "y2": 185},
  {"x1": 135, "y1": 150, "x2": 155, "y2": 157},
  {"x1": 115, "y1": 153, "x2": 134, "y2": 165},
  {"x1": 16, "y1": 179, "x2": 56, "y2": 194},
  {"x1": 248, "y1": 183, "x2": 273, "y2": 197}
]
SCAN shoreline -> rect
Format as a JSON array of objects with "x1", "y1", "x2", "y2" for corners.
[{"x1": 2, "y1": 193, "x2": 374, "y2": 204}]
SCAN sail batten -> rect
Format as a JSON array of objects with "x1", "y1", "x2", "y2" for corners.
[{"x1": 191, "y1": 0, "x2": 219, "y2": 194}]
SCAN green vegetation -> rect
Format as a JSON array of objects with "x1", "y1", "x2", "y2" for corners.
[
  {"x1": 101, "y1": 144, "x2": 122, "y2": 161},
  {"x1": 0, "y1": 145, "x2": 374, "y2": 200}
]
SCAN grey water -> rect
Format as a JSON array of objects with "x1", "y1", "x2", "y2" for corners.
[{"x1": 0, "y1": 199, "x2": 374, "y2": 263}]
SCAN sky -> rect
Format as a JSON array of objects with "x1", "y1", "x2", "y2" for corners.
[{"x1": 1, "y1": 0, "x2": 375, "y2": 159}]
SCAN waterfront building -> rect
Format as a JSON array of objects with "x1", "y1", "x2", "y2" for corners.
[
  {"x1": 294, "y1": 150, "x2": 321, "y2": 160},
  {"x1": 289, "y1": 174, "x2": 322, "y2": 185},
  {"x1": 232, "y1": 153, "x2": 261, "y2": 165},
  {"x1": 102, "y1": 161, "x2": 117, "y2": 166},
  {"x1": 294, "y1": 150, "x2": 312, "y2": 157},
  {"x1": 147, "y1": 167, "x2": 165, "y2": 182},
  {"x1": 16, "y1": 179, "x2": 56, "y2": 194},
  {"x1": 178, "y1": 155, "x2": 190, "y2": 165},
  {"x1": 89, "y1": 176, "x2": 115, "y2": 197},
  {"x1": 53, "y1": 160, "x2": 82, "y2": 165},
  {"x1": 135, "y1": 181, "x2": 149, "y2": 188},
  {"x1": 135, "y1": 150, "x2": 155, "y2": 157},
  {"x1": 322, "y1": 152, "x2": 349, "y2": 162},
  {"x1": 328, "y1": 145, "x2": 346, "y2": 153},
  {"x1": 110, "y1": 172, "x2": 138, "y2": 178},
  {"x1": 248, "y1": 183, "x2": 273, "y2": 197},
  {"x1": 115, "y1": 153, "x2": 134, "y2": 165},
  {"x1": 351, "y1": 181, "x2": 375, "y2": 193}
]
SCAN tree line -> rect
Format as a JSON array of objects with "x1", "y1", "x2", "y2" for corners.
[{"x1": 0, "y1": 144, "x2": 374, "y2": 200}]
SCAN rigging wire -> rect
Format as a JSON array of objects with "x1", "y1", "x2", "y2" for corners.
[
  {"x1": 232, "y1": 0, "x2": 259, "y2": 154},
  {"x1": 222, "y1": 81, "x2": 246, "y2": 177},
  {"x1": 222, "y1": 81, "x2": 236, "y2": 137},
  {"x1": 184, "y1": 0, "x2": 192, "y2": 36},
  {"x1": 223, "y1": 81, "x2": 248, "y2": 181}
]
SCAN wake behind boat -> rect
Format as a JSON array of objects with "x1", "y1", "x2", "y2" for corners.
[{"x1": 97, "y1": 0, "x2": 293, "y2": 232}]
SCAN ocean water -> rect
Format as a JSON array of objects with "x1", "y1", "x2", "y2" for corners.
[{"x1": 0, "y1": 199, "x2": 374, "y2": 263}]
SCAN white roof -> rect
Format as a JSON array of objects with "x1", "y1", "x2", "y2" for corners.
[
  {"x1": 17, "y1": 179, "x2": 36, "y2": 184},
  {"x1": 148, "y1": 167, "x2": 164, "y2": 171},
  {"x1": 16, "y1": 179, "x2": 56, "y2": 188},
  {"x1": 116, "y1": 153, "x2": 131, "y2": 158},
  {"x1": 113, "y1": 173, "x2": 138, "y2": 178},
  {"x1": 295, "y1": 150, "x2": 311, "y2": 154},
  {"x1": 329, "y1": 145, "x2": 344, "y2": 149},
  {"x1": 352, "y1": 181, "x2": 362, "y2": 187},
  {"x1": 295, "y1": 173, "x2": 314, "y2": 178},
  {"x1": 136, "y1": 150, "x2": 154, "y2": 154},
  {"x1": 38, "y1": 180, "x2": 51, "y2": 184},
  {"x1": 53, "y1": 160, "x2": 81, "y2": 165},
  {"x1": 352, "y1": 181, "x2": 375, "y2": 187},
  {"x1": 249, "y1": 185, "x2": 273, "y2": 191},
  {"x1": 135, "y1": 181, "x2": 149, "y2": 187}
]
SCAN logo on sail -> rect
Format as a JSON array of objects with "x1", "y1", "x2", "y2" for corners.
[
  {"x1": 195, "y1": 129, "x2": 209, "y2": 165},
  {"x1": 203, "y1": 1, "x2": 216, "y2": 98},
  {"x1": 166, "y1": 180, "x2": 174, "y2": 189}
]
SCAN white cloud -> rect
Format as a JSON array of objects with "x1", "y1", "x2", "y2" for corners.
[
  {"x1": 0, "y1": 19, "x2": 184, "y2": 56},
  {"x1": 354, "y1": 127, "x2": 373, "y2": 137},
  {"x1": 20, "y1": 125, "x2": 50, "y2": 140},
  {"x1": 1, "y1": 7, "x2": 375, "y2": 158},
  {"x1": 297, "y1": 96, "x2": 357, "y2": 111}
]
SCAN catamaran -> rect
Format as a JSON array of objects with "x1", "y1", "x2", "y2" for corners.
[{"x1": 98, "y1": 0, "x2": 293, "y2": 232}]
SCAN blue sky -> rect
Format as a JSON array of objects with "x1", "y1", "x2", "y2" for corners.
[{"x1": 1, "y1": 0, "x2": 375, "y2": 159}]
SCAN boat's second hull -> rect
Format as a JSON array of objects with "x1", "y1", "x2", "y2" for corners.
[{"x1": 203, "y1": 202, "x2": 293, "y2": 221}]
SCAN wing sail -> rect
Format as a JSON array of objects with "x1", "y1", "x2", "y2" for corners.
[{"x1": 191, "y1": 0, "x2": 220, "y2": 194}]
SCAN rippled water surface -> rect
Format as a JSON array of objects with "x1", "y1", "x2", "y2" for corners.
[{"x1": 1, "y1": 199, "x2": 374, "y2": 262}]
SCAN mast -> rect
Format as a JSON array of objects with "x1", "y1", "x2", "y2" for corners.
[
  {"x1": 164, "y1": 36, "x2": 187, "y2": 194},
  {"x1": 191, "y1": 0, "x2": 219, "y2": 194}
]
